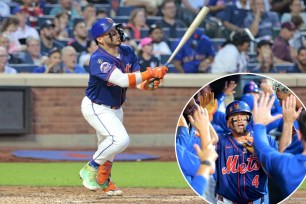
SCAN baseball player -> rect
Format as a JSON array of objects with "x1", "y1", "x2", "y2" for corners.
[
  {"x1": 272, "y1": 83, "x2": 303, "y2": 154},
  {"x1": 215, "y1": 100, "x2": 278, "y2": 204},
  {"x1": 176, "y1": 105, "x2": 218, "y2": 197},
  {"x1": 79, "y1": 17, "x2": 168, "y2": 195},
  {"x1": 253, "y1": 92, "x2": 306, "y2": 197}
]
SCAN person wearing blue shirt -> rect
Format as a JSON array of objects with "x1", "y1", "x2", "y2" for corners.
[
  {"x1": 61, "y1": 46, "x2": 87, "y2": 73},
  {"x1": 253, "y1": 92, "x2": 306, "y2": 198},
  {"x1": 172, "y1": 29, "x2": 215, "y2": 73},
  {"x1": 176, "y1": 106, "x2": 218, "y2": 198}
]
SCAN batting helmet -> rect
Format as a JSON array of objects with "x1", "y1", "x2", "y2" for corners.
[
  {"x1": 225, "y1": 100, "x2": 252, "y2": 120},
  {"x1": 243, "y1": 81, "x2": 259, "y2": 94},
  {"x1": 91, "y1": 17, "x2": 121, "y2": 40}
]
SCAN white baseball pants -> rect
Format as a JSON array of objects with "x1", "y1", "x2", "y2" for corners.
[{"x1": 81, "y1": 96, "x2": 130, "y2": 164}]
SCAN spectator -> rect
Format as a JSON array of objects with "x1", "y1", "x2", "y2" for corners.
[
  {"x1": 33, "y1": 48, "x2": 63, "y2": 73},
  {"x1": 157, "y1": 0, "x2": 187, "y2": 39},
  {"x1": 40, "y1": 20, "x2": 64, "y2": 56},
  {"x1": 127, "y1": 8, "x2": 148, "y2": 40},
  {"x1": 79, "y1": 40, "x2": 98, "y2": 67},
  {"x1": 221, "y1": 0, "x2": 251, "y2": 32},
  {"x1": 68, "y1": 20, "x2": 89, "y2": 54},
  {"x1": 0, "y1": 33, "x2": 22, "y2": 64},
  {"x1": 138, "y1": 37, "x2": 160, "y2": 72},
  {"x1": 12, "y1": 5, "x2": 40, "y2": 41},
  {"x1": 281, "y1": 0, "x2": 306, "y2": 27},
  {"x1": 207, "y1": 0, "x2": 225, "y2": 16},
  {"x1": 211, "y1": 31, "x2": 250, "y2": 73},
  {"x1": 250, "y1": 40, "x2": 277, "y2": 73},
  {"x1": 173, "y1": 29, "x2": 215, "y2": 73},
  {"x1": 289, "y1": 15, "x2": 304, "y2": 50},
  {"x1": 53, "y1": 12, "x2": 69, "y2": 40},
  {"x1": 61, "y1": 46, "x2": 86, "y2": 73},
  {"x1": 19, "y1": 0, "x2": 44, "y2": 27},
  {"x1": 0, "y1": 16, "x2": 26, "y2": 54},
  {"x1": 122, "y1": 0, "x2": 161, "y2": 16},
  {"x1": 49, "y1": 0, "x2": 81, "y2": 28},
  {"x1": 82, "y1": 3, "x2": 96, "y2": 30},
  {"x1": 0, "y1": 46, "x2": 17, "y2": 74},
  {"x1": 272, "y1": 22, "x2": 296, "y2": 63},
  {"x1": 244, "y1": 0, "x2": 280, "y2": 39},
  {"x1": 250, "y1": 40, "x2": 290, "y2": 72},
  {"x1": 290, "y1": 46, "x2": 306, "y2": 72},
  {"x1": 96, "y1": 9, "x2": 108, "y2": 19},
  {"x1": 181, "y1": 0, "x2": 207, "y2": 15},
  {"x1": 19, "y1": 37, "x2": 42, "y2": 65},
  {"x1": 0, "y1": 1, "x2": 10, "y2": 17},
  {"x1": 271, "y1": 0, "x2": 291, "y2": 15},
  {"x1": 148, "y1": 24, "x2": 172, "y2": 59}
]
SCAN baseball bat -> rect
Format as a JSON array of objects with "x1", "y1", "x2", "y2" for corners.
[
  {"x1": 149, "y1": 7, "x2": 210, "y2": 89},
  {"x1": 164, "y1": 6, "x2": 210, "y2": 66}
]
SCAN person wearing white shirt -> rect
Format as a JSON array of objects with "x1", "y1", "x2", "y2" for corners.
[
  {"x1": 12, "y1": 6, "x2": 40, "y2": 41},
  {"x1": 0, "y1": 46, "x2": 17, "y2": 74},
  {"x1": 211, "y1": 31, "x2": 250, "y2": 73},
  {"x1": 148, "y1": 24, "x2": 172, "y2": 60}
]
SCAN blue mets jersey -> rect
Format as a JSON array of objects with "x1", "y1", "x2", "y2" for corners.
[
  {"x1": 172, "y1": 35, "x2": 215, "y2": 73},
  {"x1": 253, "y1": 124, "x2": 306, "y2": 196},
  {"x1": 215, "y1": 132, "x2": 277, "y2": 203},
  {"x1": 85, "y1": 45, "x2": 140, "y2": 107}
]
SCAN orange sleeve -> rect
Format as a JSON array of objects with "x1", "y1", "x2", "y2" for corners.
[{"x1": 128, "y1": 73, "x2": 136, "y2": 88}]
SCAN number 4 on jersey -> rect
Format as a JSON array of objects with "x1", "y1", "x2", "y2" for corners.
[{"x1": 252, "y1": 175, "x2": 259, "y2": 188}]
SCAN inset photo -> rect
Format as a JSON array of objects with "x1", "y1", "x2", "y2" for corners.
[{"x1": 175, "y1": 73, "x2": 306, "y2": 204}]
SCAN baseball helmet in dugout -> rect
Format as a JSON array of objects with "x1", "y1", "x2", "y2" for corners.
[
  {"x1": 91, "y1": 17, "x2": 126, "y2": 41},
  {"x1": 225, "y1": 100, "x2": 252, "y2": 120},
  {"x1": 243, "y1": 81, "x2": 259, "y2": 94}
]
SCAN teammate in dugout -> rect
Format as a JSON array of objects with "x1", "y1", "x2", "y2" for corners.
[
  {"x1": 253, "y1": 92, "x2": 306, "y2": 197},
  {"x1": 215, "y1": 100, "x2": 280, "y2": 204},
  {"x1": 79, "y1": 17, "x2": 168, "y2": 195}
]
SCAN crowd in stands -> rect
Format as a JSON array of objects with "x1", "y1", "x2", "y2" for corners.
[{"x1": 0, "y1": 0, "x2": 306, "y2": 74}]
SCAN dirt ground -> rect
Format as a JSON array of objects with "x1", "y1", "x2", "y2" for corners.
[{"x1": 0, "y1": 147, "x2": 305, "y2": 204}]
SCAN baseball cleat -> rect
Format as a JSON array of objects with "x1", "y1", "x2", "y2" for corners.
[
  {"x1": 79, "y1": 162, "x2": 99, "y2": 191},
  {"x1": 103, "y1": 179, "x2": 123, "y2": 196}
]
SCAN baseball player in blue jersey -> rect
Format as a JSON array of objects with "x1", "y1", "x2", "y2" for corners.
[
  {"x1": 176, "y1": 105, "x2": 218, "y2": 197},
  {"x1": 79, "y1": 18, "x2": 168, "y2": 195},
  {"x1": 215, "y1": 100, "x2": 278, "y2": 204},
  {"x1": 253, "y1": 92, "x2": 306, "y2": 197}
]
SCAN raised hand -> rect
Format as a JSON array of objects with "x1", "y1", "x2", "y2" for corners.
[
  {"x1": 282, "y1": 94, "x2": 303, "y2": 124},
  {"x1": 260, "y1": 82, "x2": 274, "y2": 95},
  {"x1": 253, "y1": 93, "x2": 282, "y2": 125},
  {"x1": 223, "y1": 81, "x2": 237, "y2": 96}
]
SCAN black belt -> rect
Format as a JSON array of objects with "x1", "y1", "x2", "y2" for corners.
[{"x1": 92, "y1": 101, "x2": 121, "y2": 110}]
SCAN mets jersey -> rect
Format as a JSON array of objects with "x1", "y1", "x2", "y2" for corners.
[
  {"x1": 215, "y1": 131, "x2": 278, "y2": 203},
  {"x1": 85, "y1": 45, "x2": 140, "y2": 107}
]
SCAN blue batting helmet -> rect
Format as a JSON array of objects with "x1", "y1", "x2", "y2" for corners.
[
  {"x1": 91, "y1": 17, "x2": 121, "y2": 39},
  {"x1": 226, "y1": 101, "x2": 252, "y2": 120},
  {"x1": 243, "y1": 81, "x2": 259, "y2": 94}
]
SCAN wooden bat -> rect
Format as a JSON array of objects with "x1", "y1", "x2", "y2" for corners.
[
  {"x1": 164, "y1": 6, "x2": 210, "y2": 66},
  {"x1": 149, "y1": 7, "x2": 210, "y2": 89}
]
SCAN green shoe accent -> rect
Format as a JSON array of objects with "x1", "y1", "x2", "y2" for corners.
[{"x1": 79, "y1": 162, "x2": 99, "y2": 191}]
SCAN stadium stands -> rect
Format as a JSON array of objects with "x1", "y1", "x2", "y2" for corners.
[{"x1": 9, "y1": 64, "x2": 39, "y2": 73}]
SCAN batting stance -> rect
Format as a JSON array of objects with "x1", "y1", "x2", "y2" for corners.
[
  {"x1": 79, "y1": 18, "x2": 168, "y2": 195},
  {"x1": 215, "y1": 101, "x2": 278, "y2": 204}
]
